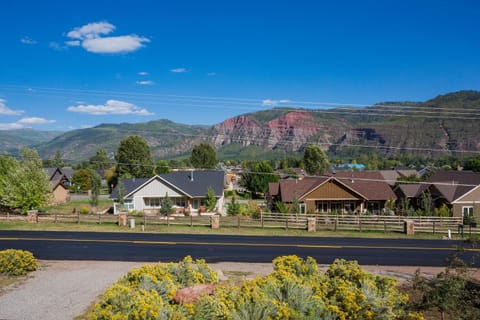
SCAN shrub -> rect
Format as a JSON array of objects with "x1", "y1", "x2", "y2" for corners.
[
  {"x1": 0, "y1": 249, "x2": 38, "y2": 276},
  {"x1": 90, "y1": 255, "x2": 422, "y2": 320}
]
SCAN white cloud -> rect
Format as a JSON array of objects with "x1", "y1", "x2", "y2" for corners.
[
  {"x1": 67, "y1": 99, "x2": 153, "y2": 115},
  {"x1": 82, "y1": 35, "x2": 149, "y2": 53},
  {"x1": 49, "y1": 41, "x2": 67, "y2": 51},
  {"x1": 20, "y1": 37, "x2": 37, "y2": 45},
  {"x1": 170, "y1": 67, "x2": 188, "y2": 73},
  {"x1": 65, "y1": 40, "x2": 80, "y2": 47},
  {"x1": 0, "y1": 123, "x2": 24, "y2": 130},
  {"x1": 138, "y1": 71, "x2": 149, "y2": 76},
  {"x1": 65, "y1": 21, "x2": 149, "y2": 54},
  {"x1": 207, "y1": 72, "x2": 217, "y2": 76},
  {"x1": 262, "y1": 99, "x2": 291, "y2": 107},
  {"x1": 67, "y1": 21, "x2": 115, "y2": 39},
  {"x1": 0, "y1": 117, "x2": 55, "y2": 130},
  {"x1": 136, "y1": 80, "x2": 154, "y2": 85},
  {"x1": 18, "y1": 117, "x2": 55, "y2": 124},
  {"x1": 0, "y1": 99, "x2": 24, "y2": 115}
]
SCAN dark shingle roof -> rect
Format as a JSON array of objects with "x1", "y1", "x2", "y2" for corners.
[
  {"x1": 160, "y1": 170, "x2": 224, "y2": 197},
  {"x1": 110, "y1": 170, "x2": 224, "y2": 199}
]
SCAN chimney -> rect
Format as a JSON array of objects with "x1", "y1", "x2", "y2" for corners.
[{"x1": 190, "y1": 170, "x2": 194, "y2": 182}]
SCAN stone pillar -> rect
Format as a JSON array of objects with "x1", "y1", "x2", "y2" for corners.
[
  {"x1": 118, "y1": 214, "x2": 128, "y2": 227},
  {"x1": 211, "y1": 215, "x2": 220, "y2": 229},
  {"x1": 307, "y1": 217, "x2": 316, "y2": 232},
  {"x1": 27, "y1": 210, "x2": 38, "y2": 223},
  {"x1": 404, "y1": 220, "x2": 415, "y2": 235}
]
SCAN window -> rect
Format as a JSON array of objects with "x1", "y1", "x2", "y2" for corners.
[
  {"x1": 144, "y1": 197, "x2": 161, "y2": 208},
  {"x1": 463, "y1": 206, "x2": 474, "y2": 217},
  {"x1": 124, "y1": 200, "x2": 134, "y2": 211},
  {"x1": 173, "y1": 197, "x2": 186, "y2": 207},
  {"x1": 299, "y1": 203, "x2": 306, "y2": 214}
]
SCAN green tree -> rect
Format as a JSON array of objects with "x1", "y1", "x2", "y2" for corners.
[
  {"x1": 190, "y1": 143, "x2": 216, "y2": 169},
  {"x1": 0, "y1": 148, "x2": 52, "y2": 212},
  {"x1": 303, "y1": 144, "x2": 330, "y2": 175},
  {"x1": 89, "y1": 149, "x2": 111, "y2": 170},
  {"x1": 160, "y1": 193, "x2": 173, "y2": 215},
  {"x1": 204, "y1": 187, "x2": 217, "y2": 212},
  {"x1": 88, "y1": 169, "x2": 102, "y2": 213},
  {"x1": 227, "y1": 194, "x2": 240, "y2": 215},
  {"x1": 421, "y1": 190, "x2": 432, "y2": 215},
  {"x1": 240, "y1": 160, "x2": 279, "y2": 196},
  {"x1": 116, "y1": 135, "x2": 155, "y2": 178},
  {"x1": 70, "y1": 169, "x2": 94, "y2": 192},
  {"x1": 155, "y1": 160, "x2": 171, "y2": 174},
  {"x1": 52, "y1": 150, "x2": 65, "y2": 168}
]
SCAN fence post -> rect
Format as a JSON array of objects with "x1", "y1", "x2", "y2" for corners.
[
  {"x1": 384, "y1": 220, "x2": 387, "y2": 233},
  {"x1": 261, "y1": 212, "x2": 264, "y2": 229},
  {"x1": 54, "y1": 213, "x2": 57, "y2": 223},
  {"x1": 98, "y1": 214, "x2": 101, "y2": 224},
  {"x1": 77, "y1": 211, "x2": 80, "y2": 224},
  {"x1": 190, "y1": 214, "x2": 193, "y2": 227},
  {"x1": 359, "y1": 220, "x2": 362, "y2": 232},
  {"x1": 433, "y1": 221, "x2": 436, "y2": 234},
  {"x1": 143, "y1": 214, "x2": 147, "y2": 229},
  {"x1": 167, "y1": 214, "x2": 170, "y2": 226},
  {"x1": 286, "y1": 216, "x2": 289, "y2": 230},
  {"x1": 238, "y1": 215, "x2": 241, "y2": 229},
  {"x1": 334, "y1": 217, "x2": 338, "y2": 231}
]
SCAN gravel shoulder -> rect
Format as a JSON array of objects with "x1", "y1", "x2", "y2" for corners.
[{"x1": 0, "y1": 260, "x2": 477, "y2": 320}]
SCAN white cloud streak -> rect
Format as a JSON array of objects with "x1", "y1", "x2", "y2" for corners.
[
  {"x1": 136, "y1": 80, "x2": 154, "y2": 85},
  {"x1": 67, "y1": 100, "x2": 153, "y2": 115},
  {"x1": 0, "y1": 99, "x2": 24, "y2": 115},
  {"x1": 20, "y1": 37, "x2": 37, "y2": 45},
  {"x1": 170, "y1": 67, "x2": 188, "y2": 73},
  {"x1": 262, "y1": 99, "x2": 291, "y2": 107},
  {"x1": 65, "y1": 21, "x2": 149, "y2": 54},
  {"x1": 138, "y1": 71, "x2": 149, "y2": 76},
  {"x1": 0, "y1": 117, "x2": 56, "y2": 130},
  {"x1": 18, "y1": 117, "x2": 55, "y2": 124}
]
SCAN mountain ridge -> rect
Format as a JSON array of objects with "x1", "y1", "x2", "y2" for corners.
[{"x1": 2, "y1": 90, "x2": 479, "y2": 161}]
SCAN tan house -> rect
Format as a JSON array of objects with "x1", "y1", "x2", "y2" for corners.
[
  {"x1": 45, "y1": 168, "x2": 71, "y2": 204},
  {"x1": 268, "y1": 171, "x2": 397, "y2": 214}
]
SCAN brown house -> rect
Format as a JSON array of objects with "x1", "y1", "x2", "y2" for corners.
[
  {"x1": 395, "y1": 171, "x2": 480, "y2": 220},
  {"x1": 268, "y1": 171, "x2": 397, "y2": 214}
]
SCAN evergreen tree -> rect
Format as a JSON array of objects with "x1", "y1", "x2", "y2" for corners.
[
  {"x1": 116, "y1": 135, "x2": 155, "y2": 178},
  {"x1": 205, "y1": 186, "x2": 217, "y2": 212},
  {"x1": 190, "y1": 143, "x2": 216, "y2": 169},
  {"x1": 89, "y1": 149, "x2": 111, "y2": 170},
  {"x1": 303, "y1": 144, "x2": 330, "y2": 175},
  {"x1": 160, "y1": 193, "x2": 173, "y2": 215},
  {"x1": 52, "y1": 150, "x2": 65, "y2": 168}
]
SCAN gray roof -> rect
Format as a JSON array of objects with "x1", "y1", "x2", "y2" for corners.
[{"x1": 110, "y1": 170, "x2": 225, "y2": 199}]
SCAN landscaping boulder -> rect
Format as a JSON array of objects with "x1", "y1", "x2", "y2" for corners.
[{"x1": 174, "y1": 284, "x2": 217, "y2": 304}]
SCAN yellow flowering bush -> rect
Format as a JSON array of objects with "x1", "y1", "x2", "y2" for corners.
[
  {"x1": 90, "y1": 255, "x2": 424, "y2": 320},
  {"x1": 0, "y1": 249, "x2": 38, "y2": 276}
]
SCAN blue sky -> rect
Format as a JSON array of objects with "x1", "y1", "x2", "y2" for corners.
[{"x1": 0, "y1": 0, "x2": 479, "y2": 131}]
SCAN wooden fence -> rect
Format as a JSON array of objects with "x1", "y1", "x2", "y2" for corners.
[{"x1": 0, "y1": 211, "x2": 476, "y2": 235}]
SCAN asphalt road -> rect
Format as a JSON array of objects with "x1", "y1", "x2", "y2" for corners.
[{"x1": 0, "y1": 230, "x2": 478, "y2": 266}]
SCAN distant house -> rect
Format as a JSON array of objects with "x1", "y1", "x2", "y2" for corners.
[
  {"x1": 110, "y1": 170, "x2": 225, "y2": 215},
  {"x1": 395, "y1": 171, "x2": 480, "y2": 219},
  {"x1": 268, "y1": 171, "x2": 396, "y2": 214},
  {"x1": 44, "y1": 167, "x2": 71, "y2": 204}
]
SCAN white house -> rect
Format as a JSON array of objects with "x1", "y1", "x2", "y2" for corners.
[{"x1": 110, "y1": 170, "x2": 225, "y2": 215}]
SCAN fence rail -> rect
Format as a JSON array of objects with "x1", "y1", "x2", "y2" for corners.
[{"x1": 0, "y1": 212, "x2": 476, "y2": 235}]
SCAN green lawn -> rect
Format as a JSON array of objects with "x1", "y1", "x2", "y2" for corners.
[{"x1": 0, "y1": 220, "x2": 463, "y2": 240}]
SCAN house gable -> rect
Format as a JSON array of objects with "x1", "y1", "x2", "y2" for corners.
[
  {"x1": 301, "y1": 178, "x2": 364, "y2": 201},
  {"x1": 452, "y1": 184, "x2": 480, "y2": 204},
  {"x1": 126, "y1": 176, "x2": 184, "y2": 199}
]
